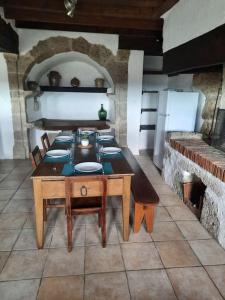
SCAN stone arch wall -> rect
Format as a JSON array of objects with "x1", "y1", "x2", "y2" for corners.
[{"x1": 4, "y1": 36, "x2": 130, "y2": 158}]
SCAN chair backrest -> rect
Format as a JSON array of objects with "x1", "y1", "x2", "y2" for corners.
[
  {"x1": 65, "y1": 176, "x2": 107, "y2": 215},
  {"x1": 30, "y1": 145, "x2": 42, "y2": 169},
  {"x1": 41, "y1": 132, "x2": 50, "y2": 153}
]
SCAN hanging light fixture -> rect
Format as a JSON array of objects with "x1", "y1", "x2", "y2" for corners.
[{"x1": 64, "y1": 0, "x2": 78, "y2": 18}]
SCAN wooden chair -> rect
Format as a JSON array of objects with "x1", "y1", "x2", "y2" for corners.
[
  {"x1": 30, "y1": 145, "x2": 42, "y2": 169},
  {"x1": 41, "y1": 132, "x2": 50, "y2": 153},
  {"x1": 30, "y1": 145, "x2": 65, "y2": 221},
  {"x1": 65, "y1": 176, "x2": 107, "y2": 252}
]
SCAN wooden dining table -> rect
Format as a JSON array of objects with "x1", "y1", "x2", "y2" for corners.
[{"x1": 31, "y1": 133, "x2": 134, "y2": 249}]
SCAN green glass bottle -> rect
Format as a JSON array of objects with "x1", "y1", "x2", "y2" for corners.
[{"x1": 98, "y1": 104, "x2": 107, "y2": 121}]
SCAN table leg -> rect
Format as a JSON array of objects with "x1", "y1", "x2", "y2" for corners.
[
  {"x1": 122, "y1": 176, "x2": 131, "y2": 241},
  {"x1": 33, "y1": 178, "x2": 44, "y2": 249}
]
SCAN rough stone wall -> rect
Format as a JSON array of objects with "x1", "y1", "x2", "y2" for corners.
[
  {"x1": 163, "y1": 142, "x2": 225, "y2": 249},
  {"x1": 4, "y1": 36, "x2": 130, "y2": 158},
  {"x1": 193, "y1": 72, "x2": 222, "y2": 137}
]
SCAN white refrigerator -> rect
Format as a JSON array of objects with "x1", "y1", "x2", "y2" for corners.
[{"x1": 153, "y1": 91, "x2": 199, "y2": 169}]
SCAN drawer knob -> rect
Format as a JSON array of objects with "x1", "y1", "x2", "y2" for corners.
[{"x1": 80, "y1": 185, "x2": 87, "y2": 196}]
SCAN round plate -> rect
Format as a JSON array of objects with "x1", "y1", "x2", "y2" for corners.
[
  {"x1": 55, "y1": 135, "x2": 73, "y2": 141},
  {"x1": 75, "y1": 162, "x2": 102, "y2": 173},
  {"x1": 81, "y1": 130, "x2": 95, "y2": 136},
  {"x1": 101, "y1": 147, "x2": 121, "y2": 154},
  {"x1": 97, "y1": 135, "x2": 114, "y2": 141},
  {"x1": 46, "y1": 150, "x2": 70, "y2": 158}
]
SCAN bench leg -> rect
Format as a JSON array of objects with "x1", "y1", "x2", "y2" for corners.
[
  {"x1": 134, "y1": 202, "x2": 145, "y2": 233},
  {"x1": 145, "y1": 205, "x2": 155, "y2": 233}
]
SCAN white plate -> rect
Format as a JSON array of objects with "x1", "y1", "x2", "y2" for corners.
[
  {"x1": 46, "y1": 150, "x2": 70, "y2": 158},
  {"x1": 101, "y1": 147, "x2": 121, "y2": 154},
  {"x1": 55, "y1": 135, "x2": 73, "y2": 141},
  {"x1": 81, "y1": 130, "x2": 95, "y2": 135},
  {"x1": 75, "y1": 162, "x2": 102, "y2": 173},
  {"x1": 97, "y1": 135, "x2": 114, "y2": 141}
]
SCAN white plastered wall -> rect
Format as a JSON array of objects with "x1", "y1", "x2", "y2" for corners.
[{"x1": 163, "y1": 0, "x2": 225, "y2": 52}]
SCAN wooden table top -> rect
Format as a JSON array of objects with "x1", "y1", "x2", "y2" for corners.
[{"x1": 31, "y1": 134, "x2": 134, "y2": 178}]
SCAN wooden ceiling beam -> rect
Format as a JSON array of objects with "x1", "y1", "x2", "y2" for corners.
[
  {"x1": 163, "y1": 23, "x2": 225, "y2": 74},
  {"x1": 0, "y1": 16, "x2": 18, "y2": 53},
  {"x1": 152, "y1": 0, "x2": 179, "y2": 18},
  {"x1": 5, "y1": 7, "x2": 163, "y2": 31}
]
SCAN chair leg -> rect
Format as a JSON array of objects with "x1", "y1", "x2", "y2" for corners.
[
  {"x1": 98, "y1": 212, "x2": 102, "y2": 228},
  {"x1": 145, "y1": 205, "x2": 155, "y2": 233},
  {"x1": 67, "y1": 215, "x2": 73, "y2": 252},
  {"x1": 101, "y1": 210, "x2": 106, "y2": 248},
  {"x1": 134, "y1": 202, "x2": 145, "y2": 233},
  {"x1": 43, "y1": 199, "x2": 47, "y2": 222}
]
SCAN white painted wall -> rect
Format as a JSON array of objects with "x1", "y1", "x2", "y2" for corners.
[
  {"x1": 0, "y1": 54, "x2": 14, "y2": 159},
  {"x1": 127, "y1": 50, "x2": 144, "y2": 155},
  {"x1": 163, "y1": 0, "x2": 225, "y2": 52}
]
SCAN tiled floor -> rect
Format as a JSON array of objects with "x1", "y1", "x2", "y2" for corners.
[{"x1": 0, "y1": 156, "x2": 225, "y2": 299}]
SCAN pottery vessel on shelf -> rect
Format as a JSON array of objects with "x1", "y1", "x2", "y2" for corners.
[
  {"x1": 47, "y1": 71, "x2": 62, "y2": 87},
  {"x1": 95, "y1": 78, "x2": 105, "y2": 88},
  {"x1": 27, "y1": 81, "x2": 39, "y2": 91},
  {"x1": 71, "y1": 77, "x2": 80, "y2": 87}
]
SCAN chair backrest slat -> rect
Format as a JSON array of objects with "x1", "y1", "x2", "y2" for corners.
[
  {"x1": 30, "y1": 145, "x2": 42, "y2": 169},
  {"x1": 41, "y1": 132, "x2": 50, "y2": 153}
]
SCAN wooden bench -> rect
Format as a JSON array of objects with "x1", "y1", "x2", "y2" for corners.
[{"x1": 123, "y1": 148, "x2": 159, "y2": 233}]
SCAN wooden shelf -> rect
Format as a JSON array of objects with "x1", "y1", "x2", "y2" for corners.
[
  {"x1": 142, "y1": 91, "x2": 159, "y2": 94},
  {"x1": 141, "y1": 108, "x2": 157, "y2": 113},
  {"x1": 40, "y1": 86, "x2": 108, "y2": 93},
  {"x1": 140, "y1": 125, "x2": 156, "y2": 131}
]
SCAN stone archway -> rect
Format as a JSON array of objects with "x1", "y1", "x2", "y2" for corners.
[{"x1": 4, "y1": 36, "x2": 130, "y2": 158}]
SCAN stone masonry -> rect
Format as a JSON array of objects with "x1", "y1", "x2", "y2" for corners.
[{"x1": 4, "y1": 36, "x2": 130, "y2": 158}]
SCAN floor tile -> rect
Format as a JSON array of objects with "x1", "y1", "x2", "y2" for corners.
[
  {"x1": 0, "y1": 279, "x2": 40, "y2": 300},
  {"x1": 167, "y1": 267, "x2": 223, "y2": 300},
  {"x1": 155, "y1": 241, "x2": 200, "y2": 268},
  {"x1": 110, "y1": 196, "x2": 122, "y2": 208},
  {"x1": 12, "y1": 188, "x2": 34, "y2": 200},
  {"x1": 106, "y1": 208, "x2": 123, "y2": 224},
  {"x1": 117, "y1": 224, "x2": 152, "y2": 243},
  {"x1": 122, "y1": 242, "x2": 163, "y2": 270},
  {"x1": 0, "y1": 179, "x2": 23, "y2": 190},
  {"x1": 0, "y1": 201, "x2": 8, "y2": 212},
  {"x1": 43, "y1": 247, "x2": 84, "y2": 277},
  {"x1": 155, "y1": 207, "x2": 173, "y2": 222},
  {"x1": 176, "y1": 220, "x2": 211, "y2": 240},
  {"x1": 0, "y1": 213, "x2": 28, "y2": 229},
  {"x1": 159, "y1": 194, "x2": 183, "y2": 206},
  {"x1": 0, "y1": 189, "x2": 16, "y2": 201},
  {"x1": 206, "y1": 265, "x2": 225, "y2": 298},
  {"x1": 85, "y1": 272, "x2": 130, "y2": 300},
  {"x1": 127, "y1": 269, "x2": 177, "y2": 300},
  {"x1": 151, "y1": 221, "x2": 184, "y2": 241},
  {"x1": 50, "y1": 225, "x2": 85, "y2": 248},
  {"x1": 189, "y1": 239, "x2": 225, "y2": 265},
  {"x1": 85, "y1": 244, "x2": 124, "y2": 274},
  {"x1": 3, "y1": 198, "x2": 34, "y2": 213},
  {"x1": 166, "y1": 206, "x2": 197, "y2": 221},
  {"x1": 37, "y1": 276, "x2": 84, "y2": 300},
  {"x1": 85, "y1": 223, "x2": 119, "y2": 245},
  {"x1": 0, "y1": 252, "x2": 10, "y2": 273},
  {"x1": 20, "y1": 178, "x2": 33, "y2": 189},
  {"x1": 14, "y1": 228, "x2": 53, "y2": 250},
  {"x1": 0, "y1": 173, "x2": 8, "y2": 183},
  {"x1": 0, "y1": 250, "x2": 48, "y2": 281},
  {"x1": 0, "y1": 229, "x2": 21, "y2": 251}
]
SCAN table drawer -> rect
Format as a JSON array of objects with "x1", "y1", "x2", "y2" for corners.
[{"x1": 41, "y1": 178, "x2": 124, "y2": 198}]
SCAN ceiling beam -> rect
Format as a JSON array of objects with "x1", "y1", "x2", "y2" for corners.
[
  {"x1": 163, "y1": 23, "x2": 225, "y2": 74},
  {"x1": 5, "y1": 7, "x2": 163, "y2": 31},
  {"x1": 152, "y1": 0, "x2": 179, "y2": 18},
  {"x1": 0, "y1": 16, "x2": 18, "y2": 53}
]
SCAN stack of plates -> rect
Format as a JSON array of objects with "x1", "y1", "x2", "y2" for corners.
[
  {"x1": 101, "y1": 147, "x2": 121, "y2": 155},
  {"x1": 55, "y1": 135, "x2": 73, "y2": 142},
  {"x1": 46, "y1": 150, "x2": 70, "y2": 158},
  {"x1": 97, "y1": 135, "x2": 114, "y2": 141},
  {"x1": 81, "y1": 130, "x2": 95, "y2": 136},
  {"x1": 74, "y1": 162, "x2": 102, "y2": 173}
]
